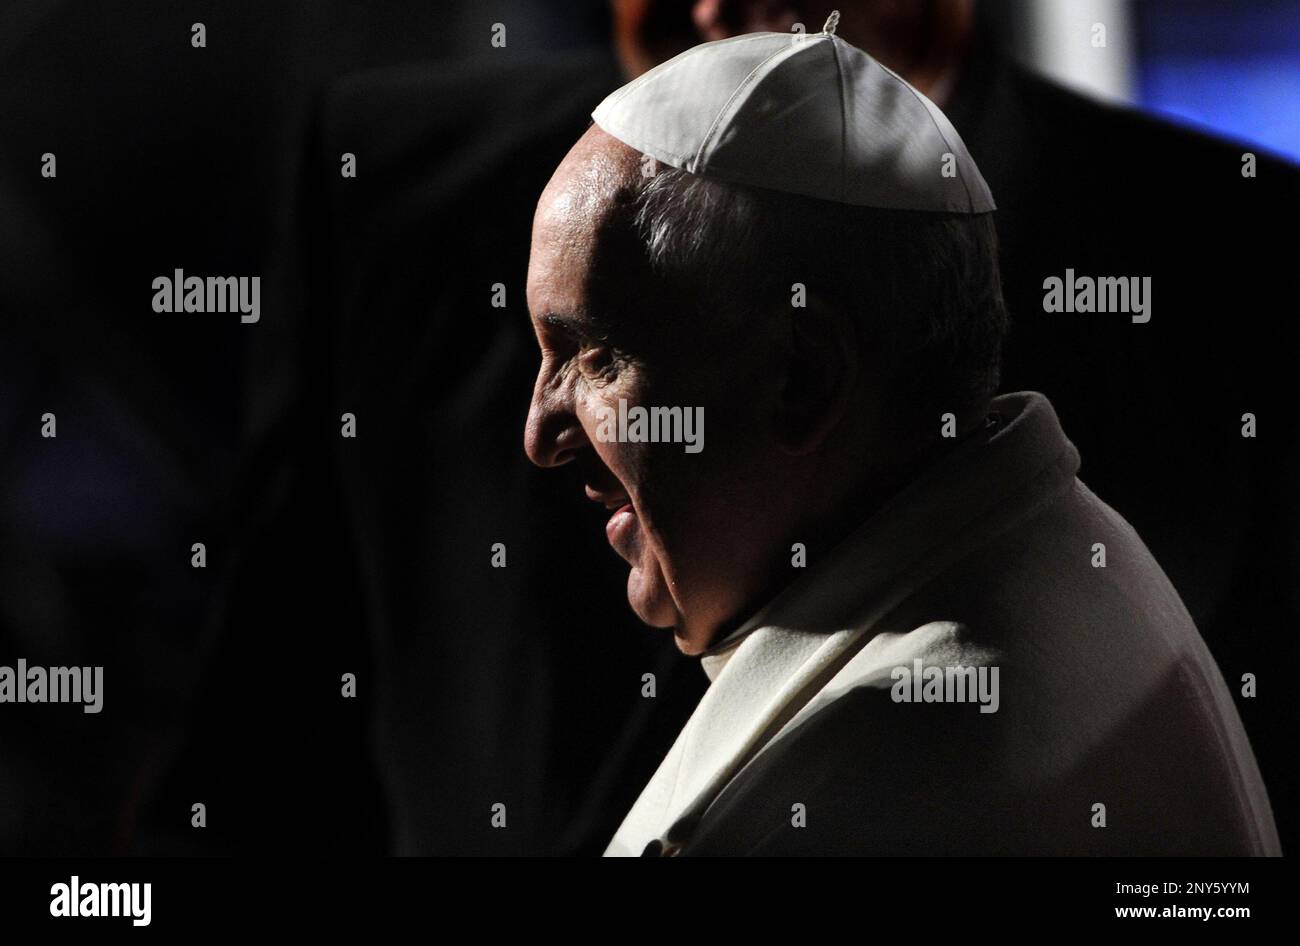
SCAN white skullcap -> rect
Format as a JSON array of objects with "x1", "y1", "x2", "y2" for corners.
[{"x1": 592, "y1": 12, "x2": 994, "y2": 213}]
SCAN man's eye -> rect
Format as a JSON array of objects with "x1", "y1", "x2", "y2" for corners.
[{"x1": 577, "y1": 341, "x2": 615, "y2": 375}]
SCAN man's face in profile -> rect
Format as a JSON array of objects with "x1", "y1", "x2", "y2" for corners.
[{"x1": 523, "y1": 128, "x2": 803, "y2": 654}]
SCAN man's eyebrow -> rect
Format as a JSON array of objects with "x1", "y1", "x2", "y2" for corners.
[
  {"x1": 539, "y1": 313, "x2": 580, "y2": 331},
  {"x1": 539, "y1": 312, "x2": 607, "y2": 341}
]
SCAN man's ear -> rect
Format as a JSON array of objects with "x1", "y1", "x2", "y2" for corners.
[{"x1": 772, "y1": 294, "x2": 859, "y2": 455}]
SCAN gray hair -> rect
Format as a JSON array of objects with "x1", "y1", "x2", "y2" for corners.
[{"x1": 628, "y1": 166, "x2": 1008, "y2": 430}]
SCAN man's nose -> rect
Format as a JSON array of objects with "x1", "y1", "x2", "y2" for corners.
[{"x1": 524, "y1": 384, "x2": 588, "y2": 468}]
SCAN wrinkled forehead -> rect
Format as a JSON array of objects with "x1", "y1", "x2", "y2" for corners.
[
  {"x1": 533, "y1": 128, "x2": 644, "y2": 254},
  {"x1": 529, "y1": 127, "x2": 656, "y2": 319},
  {"x1": 538, "y1": 125, "x2": 643, "y2": 222}
]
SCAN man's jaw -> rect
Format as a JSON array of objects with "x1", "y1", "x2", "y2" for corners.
[{"x1": 582, "y1": 468, "x2": 695, "y2": 635}]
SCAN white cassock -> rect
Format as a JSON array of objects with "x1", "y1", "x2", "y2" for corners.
[{"x1": 606, "y1": 392, "x2": 1280, "y2": 856}]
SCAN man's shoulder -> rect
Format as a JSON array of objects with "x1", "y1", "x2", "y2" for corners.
[
  {"x1": 1010, "y1": 64, "x2": 1300, "y2": 198},
  {"x1": 302, "y1": 51, "x2": 622, "y2": 242},
  {"x1": 317, "y1": 51, "x2": 621, "y2": 150},
  {"x1": 688, "y1": 617, "x2": 1273, "y2": 854},
  {"x1": 685, "y1": 505, "x2": 1274, "y2": 855}
]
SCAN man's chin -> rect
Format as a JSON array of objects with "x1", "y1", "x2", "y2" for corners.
[
  {"x1": 626, "y1": 565, "x2": 677, "y2": 630},
  {"x1": 671, "y1": 624, "x2": 713, "y2": 656},
  {"x1": 625, "y1": 565, "x2": 719, "y2": 655}
]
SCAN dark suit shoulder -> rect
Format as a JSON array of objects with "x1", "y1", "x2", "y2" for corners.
[
  {"x1": 1011, "y1": 65, "x2": 1300, "y2": 196},
  {"x1": 320, "y1": 51, "x2": 621, "y2": 152}
]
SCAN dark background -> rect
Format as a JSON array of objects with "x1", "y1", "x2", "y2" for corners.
[{"x1": 1, "y1": 0, "x2": 1297, "y2": 856}]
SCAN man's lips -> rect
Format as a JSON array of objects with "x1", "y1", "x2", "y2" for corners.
[
  {"x1": 584, "y1": 485, "x2": 637, "y2": 551},
  {"x1": 605, "y1": 502, "x2": 637, "y2": 549},
  {"x1": 584, "y1": 484, "x2": 628, "y2": 510}
]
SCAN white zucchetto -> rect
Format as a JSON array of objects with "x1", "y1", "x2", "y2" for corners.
[{"x1": 592, "y1": 12, "x2": 995, "y2": 213}]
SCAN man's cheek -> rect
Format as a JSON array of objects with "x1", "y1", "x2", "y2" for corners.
[
  {"x1": 582, "y1": 412, "x2": 626, "y2": 469},
  {"x1": 582, "y1": 398, "x2": 643, "y2": 467}
]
